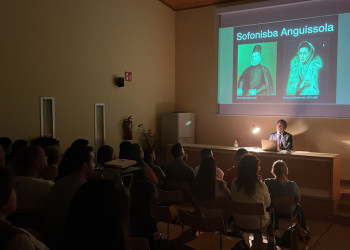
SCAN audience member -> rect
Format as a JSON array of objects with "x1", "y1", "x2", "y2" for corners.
[
  {"x1": 6, "y1": 140, "x2": 28, "y2": 172},
  {"x1": 60, "y1": 179, "x2": 129, "y2": 250},
  {"x1": 194, "y1": 148, "x2": 224, "y2": 180},
  {"x1": 45, "y1": 145, "x2": 95, "y2": 249},
  {"x1": 224, "y1": 148, "x2": 248, "y2": 189},
  {"x1": 31, "y1": 137, "x2": 59, "y2": 150},
  {"x1": 0, "y1": 137, "x2": 12, "y2": 164},
  {"x1": 192, "y1": 157, "x2": 231, "y2": 218},
  {"x1": 54, "y1": 139, "x2": 88, "y2": 182},
  {"x1": 143, "y1": 147, "x2": 166, "y2": 186},
  {"x1": 0, "y1": 145, "x2": 5, "y2": 167},
  {"x1": 130, "y1": 180, "x2": 161, "y2": 249},
  {"x1": 0, "y1": 165, "x2": 49, "y2": 250},
  {"x1": 164, "y1": 143, "x2": 194, "y2": 183},
  {"x1": 264, "y1": 160, "x2": 308, "y2": 230},
  {"x1": 129, "y1": 143, "x2": 158, "y2": 185},
  {"x1": 54, "y1": 146, "x2": 74, "y2": 182},
  {"x1": 97, "y1": 145, "x2": 116, "y2": 165},
  {"x1": 193, "y1": 157, "x2": 231, "y2": 201},
  {"x1": 71, "y1": 138, "x2": 89, "y2": 147},
  {"x1": 231, "y1": 154, "x2": 271, "y2": 230},
  {"x1": 11, "y1": 140, "x2": 28, "y2": 157},
  {"x1": 31, "y1": 137, "x2": 61, "y2": 181},
  {"x1": 10, "y1": 145, "x2": 53, "y2": 229},
  {"x1": 119, "y1": 141, "x2": 132, "y2": 159}
]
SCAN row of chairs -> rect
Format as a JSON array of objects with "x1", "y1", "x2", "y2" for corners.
[{"x1": 154, "y1": 188, "x2": 297, "y2": 250}]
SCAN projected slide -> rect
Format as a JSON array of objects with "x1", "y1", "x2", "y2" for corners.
[
  {"x1": 234, "y1": 15, "x2": 337, "y2": 103},
  {"x1": 218, "y1": 9, "x2": 350, "y2": 117}
]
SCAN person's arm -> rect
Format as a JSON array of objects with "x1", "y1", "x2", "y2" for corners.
[
  {"x1": 153, "y1": 165, "x2": 166, "y2": 182},
  {"x1": 144, "y1": 165, "x2": 158, "y2": 185},
  {"x1": 283, "y1": 133, "x2": 293, "y2": 150},
  {"x1": 217, "y1": 180, "x2": 232, "y2": 200},
  {"x1": 292, "y1": 181, "x2": 301, "y2": 204},
  {"x1": 187, "y1": 165, "x2": 195, "y2": 182},
  {"x1": 261, "y1": 182, "x2": 271, "y2": 208}
]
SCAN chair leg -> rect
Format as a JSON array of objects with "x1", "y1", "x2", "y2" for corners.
[
  {"x1": 181, "y1": 224, "x2": 184, "y2": 250},
  {"x1": 167, "y1": 222, "x2": 170, "y2": 241},
  {"x1": 252, "y1": 233, "x2": 263, "y2": 250}
]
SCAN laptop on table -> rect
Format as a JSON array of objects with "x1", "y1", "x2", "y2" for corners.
[{"x1": 261, "y1": 139, "x2": 278, "y2": 151}]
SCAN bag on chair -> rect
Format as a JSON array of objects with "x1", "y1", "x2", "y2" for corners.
[{"x1": 276, "y1": 223, "x2": 310, "y2": 249}]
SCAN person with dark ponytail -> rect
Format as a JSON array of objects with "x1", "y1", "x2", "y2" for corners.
[
  {"x1": 264, "y1": 160, "x2": 307, "y2": 230},
  {"x1": 231, "y1": 154, "x2": 271, "y2": 230}
]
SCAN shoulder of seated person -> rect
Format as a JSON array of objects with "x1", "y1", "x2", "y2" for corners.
[
  {"x1": 6, "y1": 232, "x2": 36, "y2": 250},
  {"x1": 217, "y1": 179, "x2": 229, "y2": 187},
  {"x1": 257, "y1": 181, "x2": 268, "y2": 188}
]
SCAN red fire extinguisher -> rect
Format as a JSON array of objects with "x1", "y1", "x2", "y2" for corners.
[{"x1": 123, "y1": 116, "x2": 133, "y2": 140}]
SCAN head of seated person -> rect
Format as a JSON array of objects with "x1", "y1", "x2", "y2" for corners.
[
  {"x1": 8, "y1": 140, "x2": 28, "y2": 159},
  {"x1": 97, "y1": 145, "x2": 115, "y2": 165},
  {"x1": 271, "y1": 160, "x2": 289, "y2": 184},
  {"x1": 31, "y1": 137, "x2": 61, "y2": 165},
  {"x1": 31, "y1": 137, "x2": 61, "y2": 181},
  {"x1": 55, "y1": 145, "x2": 95, "y2": 181},
  {"x1": 61, "y1": 179, "x2": 129, "y2": 250},
  {"x1": 71, "y1": 138, "x2": 89, "y2": 147},
  {"x1": 128, "y1": 143, "x2": 145, "y2": 165},
  {"x1": 143, "y1": 147, "x2": 156, "y2": 166},
  {"x1": 0, "y1": 137, "x2": 12, "y2": 154},
  {"x1": 235, "y1": 154, "x2": 261, "y2": 196},
  {"x1": 16, "y1": 145, "x2": 48, "y2": 178},
  {"x1": 171, "y1": 143, "x2": 185, "y2": 160},
  {"x1": 200, "y1": 148, "x2": 213, "y2": 160},
  {"x1": 119, "y1": 141, "x2": 132, "y2": 159},
  {"x1": 31, "y1": 136, "x2": 60, "y2": 150},
  {"x1": 236, "y1": 148, "x2": 248, "y2": 165}
]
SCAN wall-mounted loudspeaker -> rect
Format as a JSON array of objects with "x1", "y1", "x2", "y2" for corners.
[{"x1": 114, "y1": 76, "x2": 124, "y2": 87}]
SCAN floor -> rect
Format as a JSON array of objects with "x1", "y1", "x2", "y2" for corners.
[
  {"x1": 157, "y1": 219, "x2": 350, "y2": 249},
  {"x1": 310, "y1": 221, "x2": 350, "y2": 250}
]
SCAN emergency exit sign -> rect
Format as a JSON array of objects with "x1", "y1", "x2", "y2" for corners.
[{"x1": 125, "y1": 72, "x2": 132, "y2": 82}]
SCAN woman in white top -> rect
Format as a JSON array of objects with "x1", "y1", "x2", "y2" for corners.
[{"x1": 230, "y1": 154, "x2": 271, "y2": 230}]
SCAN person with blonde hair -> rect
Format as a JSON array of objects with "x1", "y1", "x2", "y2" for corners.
[{"x1": 264, "y1": 160, "x2": 307, "y2": 230}]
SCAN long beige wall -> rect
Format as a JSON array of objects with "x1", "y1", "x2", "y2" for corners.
[
  {"x1": 0, "y1": 0, "x2": 175, "y2": 151},
  {"x1": 175, "y1": 6, "x2": 350, "y2": 180}
]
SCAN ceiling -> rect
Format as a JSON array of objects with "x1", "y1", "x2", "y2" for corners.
[{"x1": 159, "y1": 0, "x2": 264, "y2": 11}]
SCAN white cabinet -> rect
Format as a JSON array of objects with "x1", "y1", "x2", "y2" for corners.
[{"x1": 160, "y1": 112, "x2": 195, "y2": 157}]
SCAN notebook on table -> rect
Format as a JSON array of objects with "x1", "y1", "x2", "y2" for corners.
[
  {"x1": 104, "y1": 159, "x2": 137, "y2": 169},
  {"x1": 261, "y1": 139, "x2": 278, "y2": 151}
]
